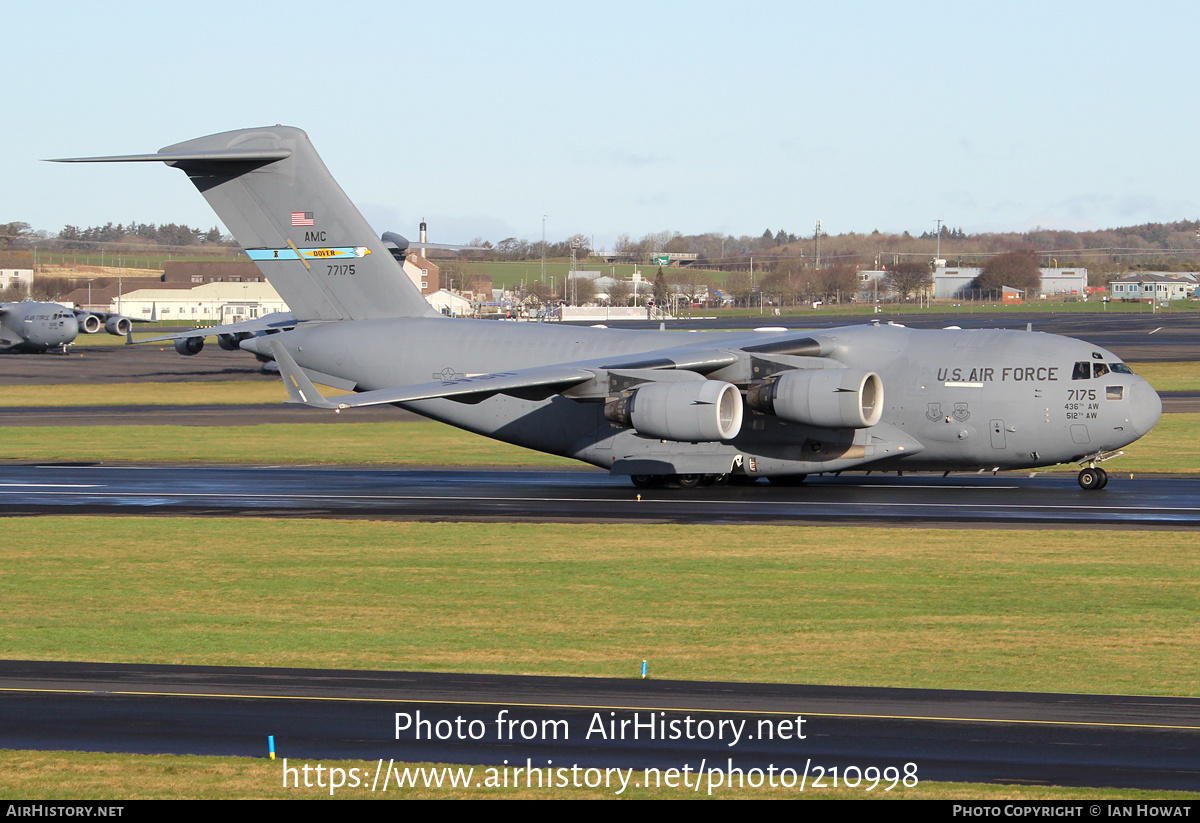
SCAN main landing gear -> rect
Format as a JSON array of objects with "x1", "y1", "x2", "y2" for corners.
[
  {"x1": 630, "y1": 474, "x2": 731, "y2": 489},
  {"x1": 1077, "y1": 466, "x2": 1108, "y2": 490}
]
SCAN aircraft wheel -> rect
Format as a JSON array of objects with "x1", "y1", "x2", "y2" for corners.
[
  {"x1": 630, "y1": 474, "x2": 664, "y2": 489},
  {"x1": 1078, "y1": 467, "x2": 1106, "y2": 491},
  {"x1": 672, "y1": 474, "x2": 703, "y2": 488},
  {"x1": 767, "y1": 474, "x2": 808, "y2": 486}
]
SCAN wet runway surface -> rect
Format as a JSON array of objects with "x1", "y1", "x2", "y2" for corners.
[
  {"x1": 2, "y1": 660, "x2": 1196, "y2": 791},
  {"x1": 1, "y1": 464, "x2": 1196, "y2": 527}
]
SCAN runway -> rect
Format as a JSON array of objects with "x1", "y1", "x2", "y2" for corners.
[
  {"x1": 2, "y1": 660, "x2": 1195, "y2": 791},
  {"x1": 0, "y1": 464, "x2": 1197, "y2": 526}
]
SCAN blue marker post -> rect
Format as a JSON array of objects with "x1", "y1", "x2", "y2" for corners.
[
  {"x1": 268, "y1": 735, "x2": 276, "y2": 760},
  {"x1": 641, "y1": 660, "x2": 647, "y2": 679}
]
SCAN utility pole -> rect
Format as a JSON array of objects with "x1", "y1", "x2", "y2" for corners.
[
  {"x1": 541, "y1": 214, "x2": 547, "y2": 287},
  {"x1": 814, "y1": 219, "x2": 822, "y2": 269},
  {"x1": 569, "y1": 237, "x2": 580, "y2": 305}
]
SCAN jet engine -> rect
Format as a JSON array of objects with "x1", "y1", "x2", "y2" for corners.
[
  {"x1": 606, "y1": 379, "x2": 743, "y2": 442},
  {"x1": 77, "y1": 313, "x2": 102, "y2": 334},
  {"x1": 746, "y1": 368, "x2": 883, "y2": 428},
  {"x1": 218, "y1": 333, "x2": 250, "y2": 351},
  {"x1": 175, "y1": 336, "x2": 204, "y2": 356},
  {"x1": 105, "y1": 315, "x2": 132, "y2": 336}
]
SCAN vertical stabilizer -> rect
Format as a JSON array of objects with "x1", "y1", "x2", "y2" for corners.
[{"x1": 59, "y1": 126, "x2": 438, "y2": 321}]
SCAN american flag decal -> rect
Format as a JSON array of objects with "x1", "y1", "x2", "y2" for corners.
[{"x1": 291, "y1": 212, "x2": 314, "y2": 227}]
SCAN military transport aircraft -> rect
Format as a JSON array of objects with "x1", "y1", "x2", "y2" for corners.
[
  {"x1": 54, "y1": 126, "x2": 1162, "y2": 490},
  {"x1": 0, "y1": 302, "x2": 133, "y2": 353}
]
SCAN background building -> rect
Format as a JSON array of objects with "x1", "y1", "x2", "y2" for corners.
[{"x1": 1108, "y1": 272, "x2": 1198, "y2": 302}]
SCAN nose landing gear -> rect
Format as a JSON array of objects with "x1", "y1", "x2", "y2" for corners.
[{"x1": 1078, "y1": 466, "x2": 1108, "y2": 490}]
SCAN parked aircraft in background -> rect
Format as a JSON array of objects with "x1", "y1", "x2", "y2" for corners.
[
  {"x1": 0, "y1": 302, "x2": 133, "y2": 353},
  {"x1": 55, "y1": 127, "x2": 1162, "y2": 490}
]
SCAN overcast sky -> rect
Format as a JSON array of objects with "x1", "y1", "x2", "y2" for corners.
[{"x1": 7, "y1": 0, "x2": 1199, "y2": 251}]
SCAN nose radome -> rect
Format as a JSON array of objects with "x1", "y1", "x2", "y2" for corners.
[{"x1": 1128, "y1": 378, "x2": 1163, "y2": 438}]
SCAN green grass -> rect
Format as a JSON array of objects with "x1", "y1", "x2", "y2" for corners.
[
  {"x1": 36, "y1": 251, "x2": 241, "y2": 270},
  {"x1": 2, "y1": 750, "x2": 1193, "y2": 800},
  {"x1": 72, "y1": 329, "x2": 219, "y2": 347},
  {"x1": 0, "y1": 420, "x2": 576, "y2": 465},
  {"x1": 0, "y1": 381, "x2": 284, "y2": 406},
  {"x1": 3, "y1": 519, "x2": 1198, "y2": 695},
  {"x1": 1129, "y1": 362, "x2": 1200, "y2": 391},
  {"x1": 1069, "y1": 412, "x2": 1200, "y2": 473}
]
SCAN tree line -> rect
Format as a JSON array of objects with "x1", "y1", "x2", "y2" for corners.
[
  {"x1": 458, "y1": 219, "x2": 1200, "y2": 271},
  {"x1": 57, "y1": 222, "x2": 231, "y2": 247}
]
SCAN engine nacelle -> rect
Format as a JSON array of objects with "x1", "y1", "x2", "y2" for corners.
[
  {"x1": 218, "y1": 333, "x2": 246, "y2": 351},
  {"x1": 606, "y1": 379, "x2": 743, "y2": 442},
  {"x1": 746, "y1": 368, "x2": 883, "y2": 429},
  {"x1": 175, "y1": 336, "x2": 204, "y2": 356},
  {"x1": 105, "y1": 316, "x2": 132, "y2": 336},
  {"x1": 77, "y1": 313, "x2": 101, "y2": 334}
]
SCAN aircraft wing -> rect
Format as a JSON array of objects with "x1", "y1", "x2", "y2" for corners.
[
  {"x1": 136, "y1": 312, "x2": 303, "y2": 344},
  {"x1": 270, "y1": 330, "x2": 827, "y2": 411},
  {"x1": 270, "y1": 340, "x2": 595, "y2": 409}
]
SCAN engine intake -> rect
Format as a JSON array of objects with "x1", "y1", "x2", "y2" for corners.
[
  {"x1": 606, "y1": 379, "x2": 743, "y2": 442},
  {"x1": 77, "y1": 314, "x2": 101, "y2": 334},
  {"x1": 746, "y1": 368, "x2": 883, "y2": 428},
  {"x1": 105, "y1": 316, "x2": 132, "y2": 336}
]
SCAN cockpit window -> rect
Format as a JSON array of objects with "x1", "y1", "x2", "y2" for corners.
[
  {"x1": 1107, "y1": 385, "x2": 1124, "y2": 400},
  {"x1": 1093, "y1": 363, "x2": 1109, "y2": 378},
  {"x1": 1110, "y1": 363, "x2": 1132, "y2": 374},
  {"x1": 1072, "y1": 361, "x2": 1091, "y2": 380}
]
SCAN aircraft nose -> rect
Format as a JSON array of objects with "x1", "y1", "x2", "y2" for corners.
[{"x1": 1128, "y1": 377, "x2": 1162, "y2": 438}]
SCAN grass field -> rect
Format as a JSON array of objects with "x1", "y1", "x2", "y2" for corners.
[
  {"x1": 0, "y1": 420, "x2": 577, "y2": 465},
  {"x1": 3, "y1": 519, "x2": 1198, "y2": 695},
  {"x1": 2, "y1": 345, "x2": 1195, "y2": 800},
  {"x1": 1129, "y1": 361, "x2": 1200, "y2": 391},
  {"x1": 0, "y1": 381, "x2": 284, "y2": 406},
  {"x1": 2, "y1": 750, "x2": 1194, "y2": 800},
  {"x1": 72, "y1": 331, "x2": 215, "y2": 347}
]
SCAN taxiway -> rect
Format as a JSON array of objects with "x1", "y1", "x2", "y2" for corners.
[{"x1": 1, "y1": 660, "x2": 1195, "y2": 791}]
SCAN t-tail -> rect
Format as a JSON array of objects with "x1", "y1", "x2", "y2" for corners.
[{"x1": 52, "y1": 126, "x2": 437, "y2": 322}]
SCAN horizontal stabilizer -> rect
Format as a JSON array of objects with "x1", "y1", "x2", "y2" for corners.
[{"x1": 48, "y1": 149, "x2": 292, "y2": 164}]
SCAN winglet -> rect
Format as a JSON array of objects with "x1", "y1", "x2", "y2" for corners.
[{"x1": 269, "y1": 340, "x2": 342, "y2": 410}]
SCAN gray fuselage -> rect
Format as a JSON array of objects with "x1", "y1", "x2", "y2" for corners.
[
  {"x1": 276, "y1": 317, "x2": 1161, "y2": 478},
  {"x1": 0, "y1": 303, "x2": 79, "y2": 353}
]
